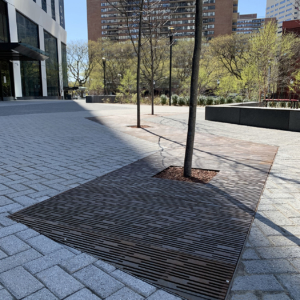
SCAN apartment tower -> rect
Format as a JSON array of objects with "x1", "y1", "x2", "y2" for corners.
[
  {"x1": 266, "y1": 0, "x2": 299, "y2": 33},
  {"x1": 237, "y1": 13, "x2": 277, "y2": 34},
  {"x1": 87, "y1": 0, "x2": 239, "y2": 42}
]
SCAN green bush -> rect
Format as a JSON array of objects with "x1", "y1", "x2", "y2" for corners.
[
  {"x1": 280, "y1": 102, "x2": 286, "y2": 108},
  {"x1": 178, "y1": 96, "x2": 185, "y2": 106},
  {"x1": 219, "y1": 97, "x2": 226, "y2": 104},
  {"x1": 206, "y1": 97, "x2": 214, "y2": 106},
  {"x1": 214, "y1": 97, "x2": 220, "y2": 105},
  {"x1": 172, "y1": 94, "x2": 179, "y2": 106},
  {"x1": 235, "y1": 95, "x2": 243, "y2": 103},
  {"x1": 226, "y1": 96, "x2": 234, "y2": 104},
  {"x1": 198, "y1": 95, "x2": 207, "y2": 106},
  {"x1": 185, "y1": 96, "x2": 190, "y2": 106},
  {"x1": 160, "y1": 94, "x2": 167, "y2": 105}
]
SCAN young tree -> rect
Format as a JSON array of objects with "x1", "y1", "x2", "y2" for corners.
[{"x1": 184, "y1": 0, "x2": 202, "y2": 178}]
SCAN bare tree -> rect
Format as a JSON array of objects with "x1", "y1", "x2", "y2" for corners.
[
  {"x1": 67, "y1": 41, "x2": 97, "y2": 96},
  {"x1": 183, "y1": 0, "x2": 202, "y2": 177}
]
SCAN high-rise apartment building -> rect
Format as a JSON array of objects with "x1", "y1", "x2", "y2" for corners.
[
  {"x1": 0, "y1": 0, "x2": 67, "y2": 100},
  {"x1": 87, "y1": 0, "x2": 239, "y2": 42},
  {"x1": 266, "y1": 0, "x2": 299, "y2": 33},
  {"x1": 237, "y1": 13, "x2": 277, "y2": 34}
]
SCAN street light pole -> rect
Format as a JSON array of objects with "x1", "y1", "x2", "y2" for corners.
[
  {"x1": 169, "y1": 27, "x2": 174, "y2": 106},
  {"x1": 102, "y1": 57, "x2": 106, "y2": 95}
]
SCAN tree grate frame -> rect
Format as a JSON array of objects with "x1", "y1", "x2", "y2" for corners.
[{"x1": 10, "y1": 145, "x2": 277, "y2": 300}]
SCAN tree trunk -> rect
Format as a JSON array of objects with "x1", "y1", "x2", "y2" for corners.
[
  {"x1": 150, "y1": 35, "x2": 154, "y2": 115},
  {"x1": 136, "y1": 0, "x2": 144, "y2": 128},
  {"x1": 183, "y1": 0, "x2": 203, "y2": 177}
]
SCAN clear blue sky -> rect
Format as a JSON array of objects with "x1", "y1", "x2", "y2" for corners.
[{"x1": 65, "y1": 0, "x2": 267, "y2": 42}]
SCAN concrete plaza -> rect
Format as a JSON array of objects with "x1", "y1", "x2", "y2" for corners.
[{"x1": 0, "y1": 100, "x2": 299, "y2": 300}]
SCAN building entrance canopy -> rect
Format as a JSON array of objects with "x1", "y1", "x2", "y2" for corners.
[{"x1": 0, "y1": 42, "x2": 49, "y2": 61}]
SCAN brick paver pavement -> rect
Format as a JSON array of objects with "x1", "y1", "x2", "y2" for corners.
[{"x1": 1, "y1": 100, "x2": 300, "y2": 299}]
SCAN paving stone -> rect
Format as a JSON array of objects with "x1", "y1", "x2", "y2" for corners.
[
  {"x1": 23, "y1": 288, "x2": 58, "y2": 300},
  {"x1": 278, "y1": 274, "x2": 300, "y2": 300},
  {"x1": 242, "y1": 249, "x2": 260, "y2": 260},
  {"x1": 27, "y1": 235, "x2": 62, "y2": 255},
  {"x1": 256, "y1": 246, "x2": 300, "y2": 259},
  {"x1": 25, "y1": 248, "x2": 75, "y2": 274},
  {"x1": 0, "y1": 214, "x2": 16, "y2": 227},
  {"x1": 0, "y1": 235, "x2": 31, "y2": 255},
  {"x1": 0, "y1": 249, "x2": 7, "y2": 259},
  {"x1": 74, "y1": 265, "x2": 124, "y2": 298},
  {"x1": 13, "y1": 196, "x2": 37, "y2": 206},
  {"x1": 0, "y1": 196, "x2": 12, "y2": 207},
  {"x1": 231, "y1": 293, "x2": 258, "y2": 300},
  {"x1": 262, "y1": 293, "x2": 291, "y2": 300},
  {"x1": 231, "y1": 275, "x2": 283, "y2": 292},
  {"x1": 106, "y1": 287, "x2": 144, "y2": 300},
  {"x1": 0, "y1": 267, "x2": 43, "y2": 299},
  {"x1": 94, "y1": 260, "x2": 116, "y2": 273},
  {"x1": 0, "y1": 223, "x2": 27, "y2": 238},
  {"x1": 111, "y1": 270, "x2": 156, "y2": 297},
  {"x1": 146, "y1": 290, "x2": 181, "y2": 300},
  {"x1": 0, "y1": 289, "x2": 14, "y2": 300},
  {"x1": 64, "y1": 288, "x2": 101, "y2": 300},
  {"x1": 16, "y1": 228, "x2": 39, "y2": 240},
  {"x1": 37, "y1": 266, "x2": 83, "y2": 299},
  {"x1": 269, "y1": 236, "x2": 300, "y2": 247},
  {"x1": 63, "y1": 245, "x2": 81, "y2": 255},
  {"x1": 248, "y1": 228, "x2": 271, "y2": 247},
  {"x1": 60, "y1": 253, "x2": 97, "y2": 273},
  {"x1": 0, "y1": 248, "x2": 42, "y2": 273},
  {"x1": 243, "y1": 259, "x2": 296, "y2": 274}
]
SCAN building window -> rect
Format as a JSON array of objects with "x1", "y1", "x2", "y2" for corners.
[
  {"x1": 0, "y1": 0, "x2": 9, "y2": 42},
  {"x1": 16, "y1": 12, "x2": 42, "y2": 97},
  {"x1": 44, "y1": 30, "x2": 59, "y2": 96},
  {"x1": 59, "y1": 0, "x2": 65, "y2": 29},
  {"x1": 42, "y1": 0, "x2": 47, "y2": 12},
  {"x1": 51, "y1": 0, "x2": 56, "y2": 20},
  {"x1": 61, "y1": 42, "x2": 68, "y2": 88}
]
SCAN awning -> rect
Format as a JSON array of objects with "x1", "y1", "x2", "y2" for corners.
[{"x1": 0, "y1": 42, "x2": 49, "y2": 61}]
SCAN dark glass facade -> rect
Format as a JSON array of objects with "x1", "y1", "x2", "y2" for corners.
[
  {"x1": 0, "y1": 0, "x2": 13, "y2": 99},
  {"x1": 42, "y1": 0, "x2": 47, "y2": 12},
  {"x1": 59, "y1": 0, "x2": 65, "y2": 29},
  {"x1": 51, "y1": 0, "x2": 56, "y2": 20},
  {"x1": 0, "y1": 0, "x2": 9, "y2": 42},
  {"x1": 44, "y1": 30, "x2": 59, "y2": 96},
  {"x1": 17, "y1": 12, "x2": 42, "y2": 97},
  {"x1": 61, "y1": 43, "x2": 68, "y2": 88}
]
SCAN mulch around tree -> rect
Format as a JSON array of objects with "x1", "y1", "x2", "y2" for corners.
[{"x1": 154, "y1": 166, "x2": 218, "y2": 184}]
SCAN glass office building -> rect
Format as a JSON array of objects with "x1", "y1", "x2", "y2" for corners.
[{"x1": 0, "y1": 0, "x2": 67, "y2": 100}]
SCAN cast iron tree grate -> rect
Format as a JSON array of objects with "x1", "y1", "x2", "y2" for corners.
[{"x1": 10, "y1": 147, "x2": 276, "y2": 300}]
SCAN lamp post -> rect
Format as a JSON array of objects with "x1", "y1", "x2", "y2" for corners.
[
  {"x1": 102, "y1": 57, "x2": 106, "y2": 95},
  {"x1": 169, "y1": 27, "x2": 174, "y2": 106}
]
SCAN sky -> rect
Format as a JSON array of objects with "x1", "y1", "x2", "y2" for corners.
[{"x1": 65, "y1": 0, "x2": 267, "y2": 42}]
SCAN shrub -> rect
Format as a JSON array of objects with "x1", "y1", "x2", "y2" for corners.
[
  {"x1": 198, "y1": 95, "x2": 207, "y2": 106},
  {"x1": 235, "y1": 95, "x2": 243, "y2": 103},
  {"x1": 160, "y1": 94, "x2": 167, "y2": 105},
  {"x1": 219, "y1": 97, "x2": 226, "y2": 104},
  {"x1": 280, "y1": 102, "x2": 286, "y2": 108},
  {"x1": 178, "y1": 96, "x2": 185, "y2": 106},
  {"x1": 185, "y1": 96, "x2": 190, "y2": 105},
  {"x1": 172, "y1": 94, "x2": 179, "y2": 106},
  {"x1": 226, "y1": 96, "x2": 234, "y2": 104},
  {"x1": 214, "y1": 97, "x2": 220, "y2": 105},
  {"x1": 154, "y1": 97, "x2": 161, "y2": 105},
  {"x1": 131, "y1": 93, "x2": 137, "y2": 104},
  {"x1": 206, "y1": 97, "x2": 214, "y2": 106}
]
